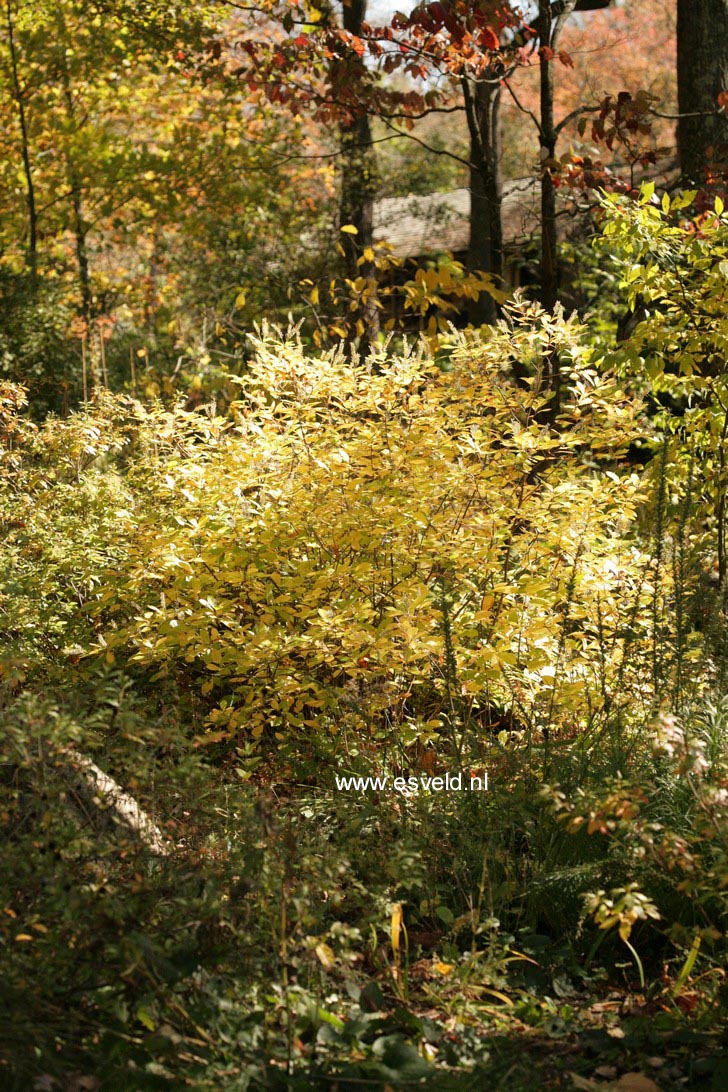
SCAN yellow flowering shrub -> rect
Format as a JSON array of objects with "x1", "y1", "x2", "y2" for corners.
[{"x1": 72, "y1": 302, "x2": 663, "y2": 756}]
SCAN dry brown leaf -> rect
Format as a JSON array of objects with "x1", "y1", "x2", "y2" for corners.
[
  {"x1": 606, "y1": 1024, "x2": 626, "y2": 1038},
  {"x1": 570, "y1": 1076, "x2": 602, "y2": 1091},
  {"x1": 613, "y1": 1074, "x2": 662, "y2": 1092}
]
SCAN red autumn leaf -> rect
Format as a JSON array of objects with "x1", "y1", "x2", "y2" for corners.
[
  {"x1": 482, "y1": 27, "x2": 499, "y2": 51},
  {"x1": 430, "y1": 2, "x2": 446, "y2": 25}
]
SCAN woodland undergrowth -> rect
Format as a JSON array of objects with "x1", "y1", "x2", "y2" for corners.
[{"x1": 2, "y1": 194, "x2": 728, "y2": 1089}]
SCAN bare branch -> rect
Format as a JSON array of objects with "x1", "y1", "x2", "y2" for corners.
[
  {"x1": 379, "y1": 114, "x2": 476, "y2": 171},
  {"x1": 503, "y1": 77, "x2": 543, "y2": 138},
  {"x1": 555, "y1": 103, "x2": 601, "y2": 136}
]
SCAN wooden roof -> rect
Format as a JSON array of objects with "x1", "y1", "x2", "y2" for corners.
[{"x1": 373, "y1": 179, "x2": 542, "y2": 258}]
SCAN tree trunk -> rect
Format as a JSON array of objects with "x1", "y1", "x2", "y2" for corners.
[
  {"x1": 537, "y1": 0, "x2": 578, "y2": 420},
  {"x1": 464, "y1": 76, "x2": 503, "y2": 326},
  {"x1": 54, "y1": 10, "x2": 99, "y2": 385},
  {"x1": 539, "y1": 59, "x2": 558, "y2": 317},
  {"x1": 339, "y1": 0, "x2": 379, "y2": 351},
  {"x1": 6, "y1": 0, "x2": 37, "y2": 282},
  {"x1": 677, "y1": 0, "x2": 728, "y2": 182},
  {"x1": 339, "y1": 113, "x2": 376, "y2": 273},
  {"x1": 538, "y1": 0, "x2": 575, "y2": 317},
  {"x1": 55, "y1": 12, "x2": 91, "y2": 323},
  {"x1": 70, "y1": 181, "x2": 93, "y2": 325}
]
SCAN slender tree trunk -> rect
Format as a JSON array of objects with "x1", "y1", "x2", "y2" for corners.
[
  {"x1": 677, "y1": 0, "x2": 728, "y2": 183},
  {"x1": 537, "y1": 0, "x2": 578, "y2": 420},
  {"x1": 69, "y1": 181, "x2": 92, "y2": 324},
  {"x1": 339, "y1": 112, "x2": 376, "y2": 271},
  {"x1": 538, "y1": 0, "x2": 559, "y2": 420},
  {"x1": 54, "y1": 12, "x2": 96, "y2": 352},
  {"x1": 464, "y1": 75, "x2": 503, "y2": 326},
  {"x1": 68, "y1": 167, "x2": 100, "y2": 387},
  {"x1": 338, "y1": 0, "x2": 379, "y2": 351},
  {"x1": 6, "y1": 0, "x2": 37, "y2": 282},
  {"x1": 54, "y1": 9, "x2": 98, "y2": 389},
  {"x1": 538, "y1": 0, "x2": 570, "y2": 316}
]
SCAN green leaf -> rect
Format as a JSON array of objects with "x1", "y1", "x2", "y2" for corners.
[{"x1": 136, "y1": 1004, "x2": 156, "y2": 1031}]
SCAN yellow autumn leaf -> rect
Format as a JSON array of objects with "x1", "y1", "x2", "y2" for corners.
[
  {"x1": 340, "y1": 224, "x2": 358, "y2": 234},
  {"x1": 315, "y1": 941, "x2": 335, "y2": 969},
  {"x1": 477, "y1": 986, "x2": 514, "y2": 1006},
  {"x1": 136, "y1": 1005, "x2": 155, "y2": 1031},
  {"x1": 390, "y1": 902, "x2": 403, "y2": 958}
]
